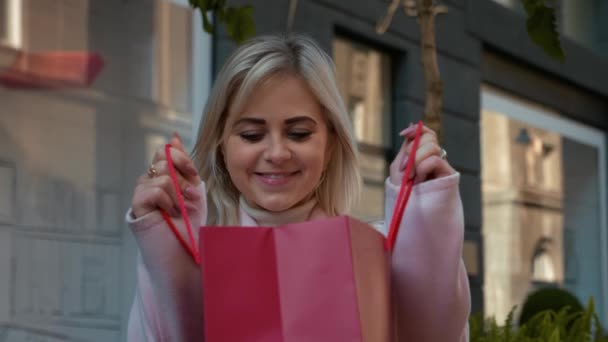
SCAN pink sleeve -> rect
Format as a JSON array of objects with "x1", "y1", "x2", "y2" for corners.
[
  {"x1": 126, "y1": 182, "x2": 208, "y2": 341},
  {"x1": 382, "y1": 173, "x2": 471, "y2": 342}
]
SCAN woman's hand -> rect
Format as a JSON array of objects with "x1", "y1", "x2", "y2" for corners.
[
  {"x1": 131, "y1": 133, "x2": 202, "y2": 218},
  {"x1": 389, "y1": 123, "x2": 456, "y2": 186}
]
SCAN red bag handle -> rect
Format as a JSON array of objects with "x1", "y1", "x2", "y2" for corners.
[
  {"x1": 161, "y1": 144, "x2": 201, "y2": 265},
  {"x1": 385, "y1": 121, "x2": 424, "y2": 252}
]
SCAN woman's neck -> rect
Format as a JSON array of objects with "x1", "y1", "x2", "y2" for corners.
[{"x1": 239, "y1": 196, "x2": 317, "y2": 226}]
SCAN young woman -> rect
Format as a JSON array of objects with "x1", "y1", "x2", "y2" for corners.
[{"x1": 127, "y1": 35, "x2": 470, "y2": 341}]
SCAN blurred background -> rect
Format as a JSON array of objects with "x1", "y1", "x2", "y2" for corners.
[{"x1": 0, "y1": 0, "x2": 607, "y2": 340}]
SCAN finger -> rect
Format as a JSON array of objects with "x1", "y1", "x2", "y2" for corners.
[
  {"x1": 153, "y1": 163, "x2": 202, "y2": 201},
  {"x1": 414, "y1": 155, "x2": 456, "y2": 183},
  {"x1": 132, "y1": 185, "x2": 177, "y2": 218},
  {"x1": 396, "y1": 139, "x2": 409, "y2": 171},
  {"x1": 405, "y1": 133, "x2": 438, "y2": 156},
  {"x1": 171, "y1": 132, "x2": 188, "y2": 154},
  {"x1": 152, "y1": 146, "x2": 199, "y2": 181},
  {"x1": 401, "y1": 124, "x2": 437, "y2": 141},
  {"x1": 154, "y1": 159, "x2": 200, "y2": 187},
  {"x1": 132, "y1": 165, "x2": 201, "y2": 217},
  {"x1": 398, "y1": 122, "x2": 416, "y2": 137},
  {"x1": 396, "y1": 134, "x2": 438, "y2": 171},
  {"x1": 413, "y1": 141, "x2": 442, "y2": 166},
  {"x1": 155, "y1": 174, "x2": 201, "y2": 216},
  {"x1": 160, "y1": 173, "x2": 199, "y2": 204},
  {"x1": 400, "y1": 142, "x2": 440, "y2": 180}
]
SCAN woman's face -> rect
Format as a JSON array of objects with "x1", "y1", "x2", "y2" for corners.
[{"x1": 222, "y1": 73, "x2": 332, "y2": 212}]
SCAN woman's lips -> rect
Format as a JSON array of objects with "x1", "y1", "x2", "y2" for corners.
[{"x1": 254, "y1": 171, "x2": 300, "y2": 186}]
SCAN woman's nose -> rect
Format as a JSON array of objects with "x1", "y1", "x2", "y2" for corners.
[{"x1": 264, "y1": 138, "x2": 292, "y2": 163}]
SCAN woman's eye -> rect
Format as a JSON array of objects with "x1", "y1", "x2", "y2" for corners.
[
  {"x1": 288, "y1": 131, "x2": 312, "y2": 141},
  {"x1": 239, "y1": 132, "x2": 264, "y2": 142}
]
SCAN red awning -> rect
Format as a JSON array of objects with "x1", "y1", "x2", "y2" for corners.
[{"x1": 0, "y1": 51, "x2": 104, "y2": 89}]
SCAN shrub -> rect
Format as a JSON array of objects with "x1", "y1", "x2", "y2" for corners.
[{"x1": 469, "y1": 298, "x2": 607, "y2": 342}]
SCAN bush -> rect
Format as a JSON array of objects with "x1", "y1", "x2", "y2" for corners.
[
  {"x1": 469, "y1": 298, "x2": 607, "y2": 342},
  {"x1": 519, "y1": 288, "x2": 584, "y2": 327}
]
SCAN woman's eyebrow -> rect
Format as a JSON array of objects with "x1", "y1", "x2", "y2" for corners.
[
  {"x1": 234, "y1": 117, "x2": 266, "y2": 126},
  {"x1": 285, "y1": 116, "x2": 317, "y2": 125}
]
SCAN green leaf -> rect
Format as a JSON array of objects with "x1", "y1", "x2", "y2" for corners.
[
  {"x1": 189, "y1": 0, "x2": 207, "y2": 10},
  {"x1": 190, "y1": 0, "x2": 214, "y2": 34},
  {"x1": 189, "y1": 0, "x2": 256, "y2": 44},
  {"x1": 548, "y1": 328, "x2": 560, "y2": 342},
  {"x1": 223, "y1": 5, "x2": 256, "y2": 44},
  {"x1": 505, "y1": 306, "x2": 516, "y2": 341},
  {"x1": 521, "y1": 0, "x2": 565, "y2": 62}
]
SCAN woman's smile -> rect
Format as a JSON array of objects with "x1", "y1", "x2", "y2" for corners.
[{"x1": 254, "y1": 171, "x2": 302, "y2": 186}]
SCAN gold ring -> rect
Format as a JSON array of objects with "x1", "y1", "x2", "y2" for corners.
[{"x1": 147, "y1": 164, "x2": 157, "y2": 178}]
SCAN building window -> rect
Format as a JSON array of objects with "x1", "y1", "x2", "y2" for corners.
[
  {"x1": 154, "y1": 0, "x2": 194, "y2": 115},
  {"x1": 0, "y1": 0, "x2": 23, "y2": 49},
  {"x1": 481, "y1": 84, "x2": 608, "y2": 323},
  {"x1": 333, "y1": 37, "x2": 392, "y2": 221},
  {"x1": 481, "y1": 85, "x2": 565, "y2": 323},
  {"x1": 561, "y1": 0, "x2": 603, "y2": 54}
]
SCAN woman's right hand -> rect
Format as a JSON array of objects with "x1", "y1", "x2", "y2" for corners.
[{"x1": 131, "y1": 133, "x2": 202, "y2": 219}]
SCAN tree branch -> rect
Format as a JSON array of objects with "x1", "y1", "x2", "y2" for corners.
[{"x1": 416, "y1": 0, "x2": 445, "y2": 143}]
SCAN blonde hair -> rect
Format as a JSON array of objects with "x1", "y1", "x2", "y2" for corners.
[{"x1": 192, "y1": 35, "x2": 361, "y2": 225}]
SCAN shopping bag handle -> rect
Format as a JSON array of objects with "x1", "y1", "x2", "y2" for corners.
[
  {"x1": 385, "y1": 121, "x2": 424, "y2": 252},
  {"x1": 160, "y1": 144, "x2": 201, "y2": 265}
]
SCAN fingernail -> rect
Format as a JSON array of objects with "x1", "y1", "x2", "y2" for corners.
[
  {"x1": 183, "y1": 186, "x2": 200, "y2": 200},
  {"x1": 399, "y1": 124, "x2": 416, "y2": 137}
]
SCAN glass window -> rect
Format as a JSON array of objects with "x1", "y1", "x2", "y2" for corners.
[
  {"x1": 154, "y1": 0, "x2": 193, "y2": 114},
  {"x1": 481, "y1": 85, "x2": 607, "y2": 323},
  {"x1": 0, "y1": 0, "x2": 22, "y2": 49},
  {"x1": 333, "y1": 37, "x2": 392, "y2": 221},
  {"x1": 561, "y1": 0, "x2": 602, "y2": 54}
]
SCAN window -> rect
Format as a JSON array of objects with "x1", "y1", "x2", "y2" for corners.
[
  {"x1": 333, "y1": 37, "x2": 392, "y2": 221},
  {"x1": 562, "y1": 0, "x2": 602, "y2": 54},
  {"x1": 0, "y1": 0, "x2": 22, "y2": 49},
  {"x1": 481, "y1": 84, "x2": 608, "y2": 323},
  {"x1": 154, "y1": 0, "x2": 194, "y2": 114}
]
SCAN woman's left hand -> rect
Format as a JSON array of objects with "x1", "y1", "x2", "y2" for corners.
[{"x1": 389, "y1": 123, "x2": 456, "y2": 186}]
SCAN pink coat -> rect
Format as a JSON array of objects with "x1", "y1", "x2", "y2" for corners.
[{"x1": 126, "y1": 173, "x2": 471, "y2": 341}]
